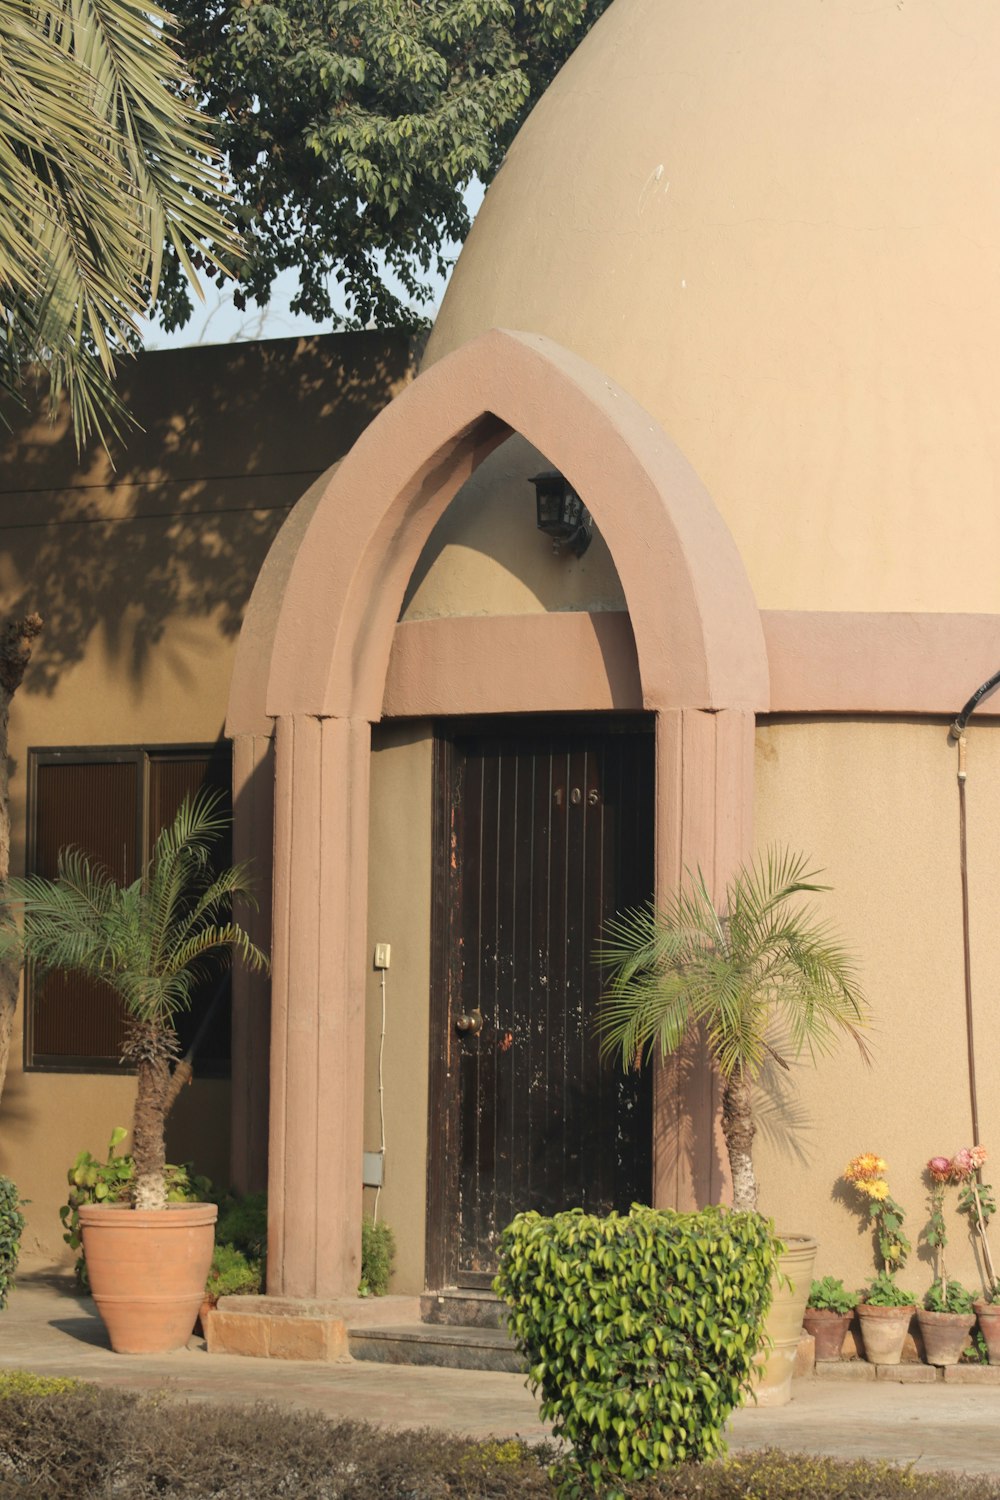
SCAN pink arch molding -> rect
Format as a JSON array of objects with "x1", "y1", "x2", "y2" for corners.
[
  {"x1": 229, "y1": 328, "x2": 768, "y2": 1302},
  {"x1": 258, "y1": 328, "x2": 767, "y2": 723}
]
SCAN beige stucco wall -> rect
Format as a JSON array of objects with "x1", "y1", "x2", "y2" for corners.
[
  {"x1": 0, "y1": 333, "x2": 415, "y2": 1263},
  {"x1": 363, "y1": 724, "x2": 434, "y2": 1294},
  {"x1": 426, "y1": 0, "x2": 1000, "y2": 617},
  {"x1": 400, "y1": 434, "x2": 624, "y2": 622},
  {"x1": 754, "y1": 716, "x2": 1000, "y2": 1295}
]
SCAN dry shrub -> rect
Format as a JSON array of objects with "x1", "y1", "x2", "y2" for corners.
[{"x1": 0, "y1": 1388, "x2": 997, "y2": 1500}]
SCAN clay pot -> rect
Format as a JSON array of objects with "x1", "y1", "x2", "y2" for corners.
[
  {"x1": 975, "y1": 1301, "x2": 1000, "y2": 1363},
  {"x1": 79, "y1": 1202, "x2": 217, "y2": 1354},
  {"x1": 856, "y1": 1302, "x2": 913, "y2": 1365},
  {"x1": 752, "y1": 1234, "x2": 818, "y2": 1407},
  {"x1": 916, "y1": 1309, "x2": 976, "y2": 1366},
  {"x1": 802, "y1": 1307, "x2": 853, "y2": 1362}
]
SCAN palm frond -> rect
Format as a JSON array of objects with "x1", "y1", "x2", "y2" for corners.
[
  {"x1": 0, "y1": 0, "x2": 241, "y2": 449},
  {"x1": 597, "y1": 846, "x2": 871, "y2": 1084},
  {"x1": 0, "y1": 790, "x2": 268, "y2": 1039}
]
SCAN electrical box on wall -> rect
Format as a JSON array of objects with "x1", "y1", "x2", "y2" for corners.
[
  {"x1": 374, "y1": 943, "x2": 391, "y2": 970},
  {"x1": 363, "y1": 1151, "x2": 384, "y2": 1188}
]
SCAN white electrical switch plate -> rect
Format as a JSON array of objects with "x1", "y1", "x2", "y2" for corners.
[
  {"x1": 363, "y1": 1151, "x2": 384, "y2": 1187},
  {"x1": 374, "y1": 943, "x2": 391, "y2": 969}
]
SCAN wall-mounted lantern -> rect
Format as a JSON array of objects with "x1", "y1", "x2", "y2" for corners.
[{"x1": 529, "y1": 470, "x2": 593, "y2": 558}]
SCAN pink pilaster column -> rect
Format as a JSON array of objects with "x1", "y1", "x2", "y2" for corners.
[
  {"x1": 267, "y1": 712, "x2": 371, "y2": 1297},
  {"x1": 652, "y1": 707, "x2": 755, "y2": 1213},
  {"x1": 230, "y1": 731, "x2": 275, "y2": 1195}
]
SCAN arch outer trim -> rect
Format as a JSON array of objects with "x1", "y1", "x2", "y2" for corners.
[{"x1": 262, "y1": 328, "x2": 768, "y2": 722}]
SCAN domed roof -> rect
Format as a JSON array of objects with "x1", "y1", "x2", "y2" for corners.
[{"x1": 425, "y1": 0, "x2": 1000, "y2": 613}]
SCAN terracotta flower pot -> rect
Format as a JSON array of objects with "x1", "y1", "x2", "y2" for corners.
[
  {"x1": 975, "y1": 1301, "x2": 1000, "y2": 1363},
  {"x1": 79, "y1": 1201, "x2": 217, "y2": 1354},
  {"x1": 803, "y1": 1307, "x2": 853, "y2": 1362},
  {"x1": 856, "y1": 1302, "x2": 913, "y2": 1364},
  {"x1": 916, "y1": 1309, "x2": 976, "y2": 1366},
  {"x1": 752, "y1": 1234, "x2": 817, "y2": 1406}
]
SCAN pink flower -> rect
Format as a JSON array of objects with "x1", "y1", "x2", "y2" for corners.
[
  {"x1": 970, "y1": 1145, "x2": 988, "y2": 1170},
  {"x1": 928, "y1": 1156, "x2": 952, "y2": 1183},
  {"x1": 951, "y1": 1147, "x2": 975, "y2": 1180}
]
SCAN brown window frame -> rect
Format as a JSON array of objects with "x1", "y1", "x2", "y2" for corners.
[{"x1": 23, "y1": 742, "x2": 232, "y2": 1076}]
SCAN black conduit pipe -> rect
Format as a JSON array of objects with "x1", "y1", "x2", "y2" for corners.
[{"x1": 948, "y1": 667, "x2": 1000, "y2": 1152}]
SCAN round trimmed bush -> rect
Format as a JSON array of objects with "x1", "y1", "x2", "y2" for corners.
[{"x1": 494, "y1": 1203, "x2": 778, "y2": 1495}]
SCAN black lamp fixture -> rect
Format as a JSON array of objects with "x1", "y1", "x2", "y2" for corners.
[{"x1": 529, "y1": 469, "x2": 593, "y2": 558}]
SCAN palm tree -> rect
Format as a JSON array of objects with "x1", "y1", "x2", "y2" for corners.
[
  {"x1": 0, "y1": 791, "x2": 267, "y2": 1209},
  {"x1": 597, "y1": 849, "x2": 871, "y2": 1213},
  {"x1": 0, "y1": 0, "x2": 239, "y2": 445}
]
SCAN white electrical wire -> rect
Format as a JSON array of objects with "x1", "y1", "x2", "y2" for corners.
[{"x1": 373, "y1": 966, "x2": 387, "y2": 1224}]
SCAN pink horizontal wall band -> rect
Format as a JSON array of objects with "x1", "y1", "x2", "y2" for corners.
[
  {"x1": 762, "y1": 611, "x2": 1000, "y2": 716},
  {"x1": 381, "y1": 610, "x2": 1000, "y2": 719}
]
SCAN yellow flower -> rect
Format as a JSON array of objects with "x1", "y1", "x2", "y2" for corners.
[
  {"x1": 864, "y1": 1179, "x2": 889, "y2": 1201},
  {"x1": 845, "y1": 1152, "x2": 888, "y2": 1183}
]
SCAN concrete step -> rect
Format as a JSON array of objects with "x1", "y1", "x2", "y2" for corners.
[
  {"x1": 420, "y1": 1287, "x2": 508, "y2": 1329},
  {"x1": 348, "y1": 1322, "x2": 525, "y2": 1374}
]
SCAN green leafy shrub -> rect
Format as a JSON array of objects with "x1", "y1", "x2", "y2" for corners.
[
  {"x1": 0, "y1": 1176, "x2": 26, "y2": 1311},
  {"x1": 494, "y1": 1203, "x2": 779, "y2": 1495},
  {"x1": 924, "y1": 1278, "x2": 976, "y2": 1315},
  {"x1": 60, "y1": 1129, "x2": 210, "y2": 1288},
  {"x1": 359, "y1": 1217, "x2": 396, "y2": 1296},
  {"x1": 807, "y1": 1276, "x2": 855, "y2": 1314},
  {"x1": 215, "y1": 1191, "x2": 267, "y2": 1264},
  {"x1": 204, "y1": 1243, "x2": 263, "y2": 1305},
  {"x1": 863, "y1": 1270, "x2": 918, "y2": 1307}
]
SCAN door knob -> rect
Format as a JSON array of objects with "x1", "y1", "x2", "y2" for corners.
[{"x1": 456, "y1": 1008, "x2": 483, "y2": 1035}]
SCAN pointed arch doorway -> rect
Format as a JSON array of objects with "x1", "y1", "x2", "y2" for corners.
[{"x1": 226, "y1": 327, "x2": 769, "y2": 1301}]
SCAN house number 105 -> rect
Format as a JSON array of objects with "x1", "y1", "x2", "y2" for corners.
[{"x1": 553, "y1": 788, "x2": 601, "y2": 806}]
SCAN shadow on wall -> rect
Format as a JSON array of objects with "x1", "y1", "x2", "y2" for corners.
[
  {"x1": 0, "y1": 332, "x2": 418, "y2": 698},
  {"x1": 653, "y1": 1029, "x2": 727, "y2": 1209}
]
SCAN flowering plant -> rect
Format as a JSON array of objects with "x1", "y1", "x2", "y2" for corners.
[
  {"x1": 924, "y1": 1277, "x2": 975, "y2": 1316},
  {"x1": 843, "y1": 1153, "x2": 910, "y2": 1274},
  {"x1": 952, "y1": 1145, "x2": 997, "y2": 1299},
  {"x1": 923, "y1": 1156, "x2": 955, "y2": 1300},
  {"x1": 806, "y1": 1276, "x2": 855, "y2": 1315},
  {"x1": 863, "y1": 1269, "x2": 917, "y2": 1308}
]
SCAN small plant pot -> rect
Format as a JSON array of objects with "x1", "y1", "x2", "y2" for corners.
[
  {"x1": 856, "y1": 1302, "x2": 913, "y2": 1365},
  {"x1": 916, "y1": 1309, "x2": 976, "y2": 1366},
  {"x1": 975, "y1": 1302, "x2": 1000, "y2": 1363},
  {"x1": 802, "y1": 1307, "x2": 853, "y2": 1362}
]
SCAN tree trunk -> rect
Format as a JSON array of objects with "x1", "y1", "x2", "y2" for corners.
[
  {"x1": 132, "y1": 1055, "x2": 170, "y2": 1211},
  {"x1": 722, "y1": 1066, "x2": 758, "y2": 1213},
  {"x1": 0, "y1": 614, "x2": 43, "y2": 1109}
]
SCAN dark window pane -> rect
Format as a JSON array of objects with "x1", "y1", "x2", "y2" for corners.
[
  {"x1": 30, "y1": 759, "x2": 139, "y2": 1065},
  {"x1": 27, "y1": 745, "x2": 234, "y2": 1075},
  {"x1": 149, "y1": 749, "x2": 233, "y2": 1076}
]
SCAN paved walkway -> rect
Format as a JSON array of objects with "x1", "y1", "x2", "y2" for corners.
[{"x1": 4, "y1": 1270, "x2": 1000, "y2": 1475}]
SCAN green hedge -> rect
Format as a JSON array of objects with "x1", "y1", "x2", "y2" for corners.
[
  {"x1": 0, "y1": 1176, "x2": 25, "y2": 1311},
  {"x1": 495, "y1": 1204, "x2": 778, "y2": 1495}
]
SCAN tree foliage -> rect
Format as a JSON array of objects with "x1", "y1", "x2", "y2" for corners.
[
  {"x1": 162, "y1": 0, "x2": 613, "y2": 332},
  {"x1": 0, "y1": 0, "x2": 238, "y2": 443}
]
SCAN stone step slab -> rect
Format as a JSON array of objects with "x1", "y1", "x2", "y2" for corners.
[{"x1": 348, "y1": 1323, "x2": 525, "y2": 1374}]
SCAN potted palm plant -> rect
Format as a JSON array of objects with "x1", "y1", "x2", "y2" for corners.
[
  {"x1": 0, "y1": 791, "x2": 267, "y2": 1353},
  {"x1": 597, "y1": 848, "x2": 870, "y2": 1403}
]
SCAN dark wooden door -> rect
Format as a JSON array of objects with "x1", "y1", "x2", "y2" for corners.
[{"x1": 427, "y1": 718, "x2": 654, "y2": 1287}]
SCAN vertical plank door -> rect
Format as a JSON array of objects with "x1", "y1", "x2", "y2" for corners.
[{"x1": 430, "y1": 718, "x2": 654, "y2": 1285}]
